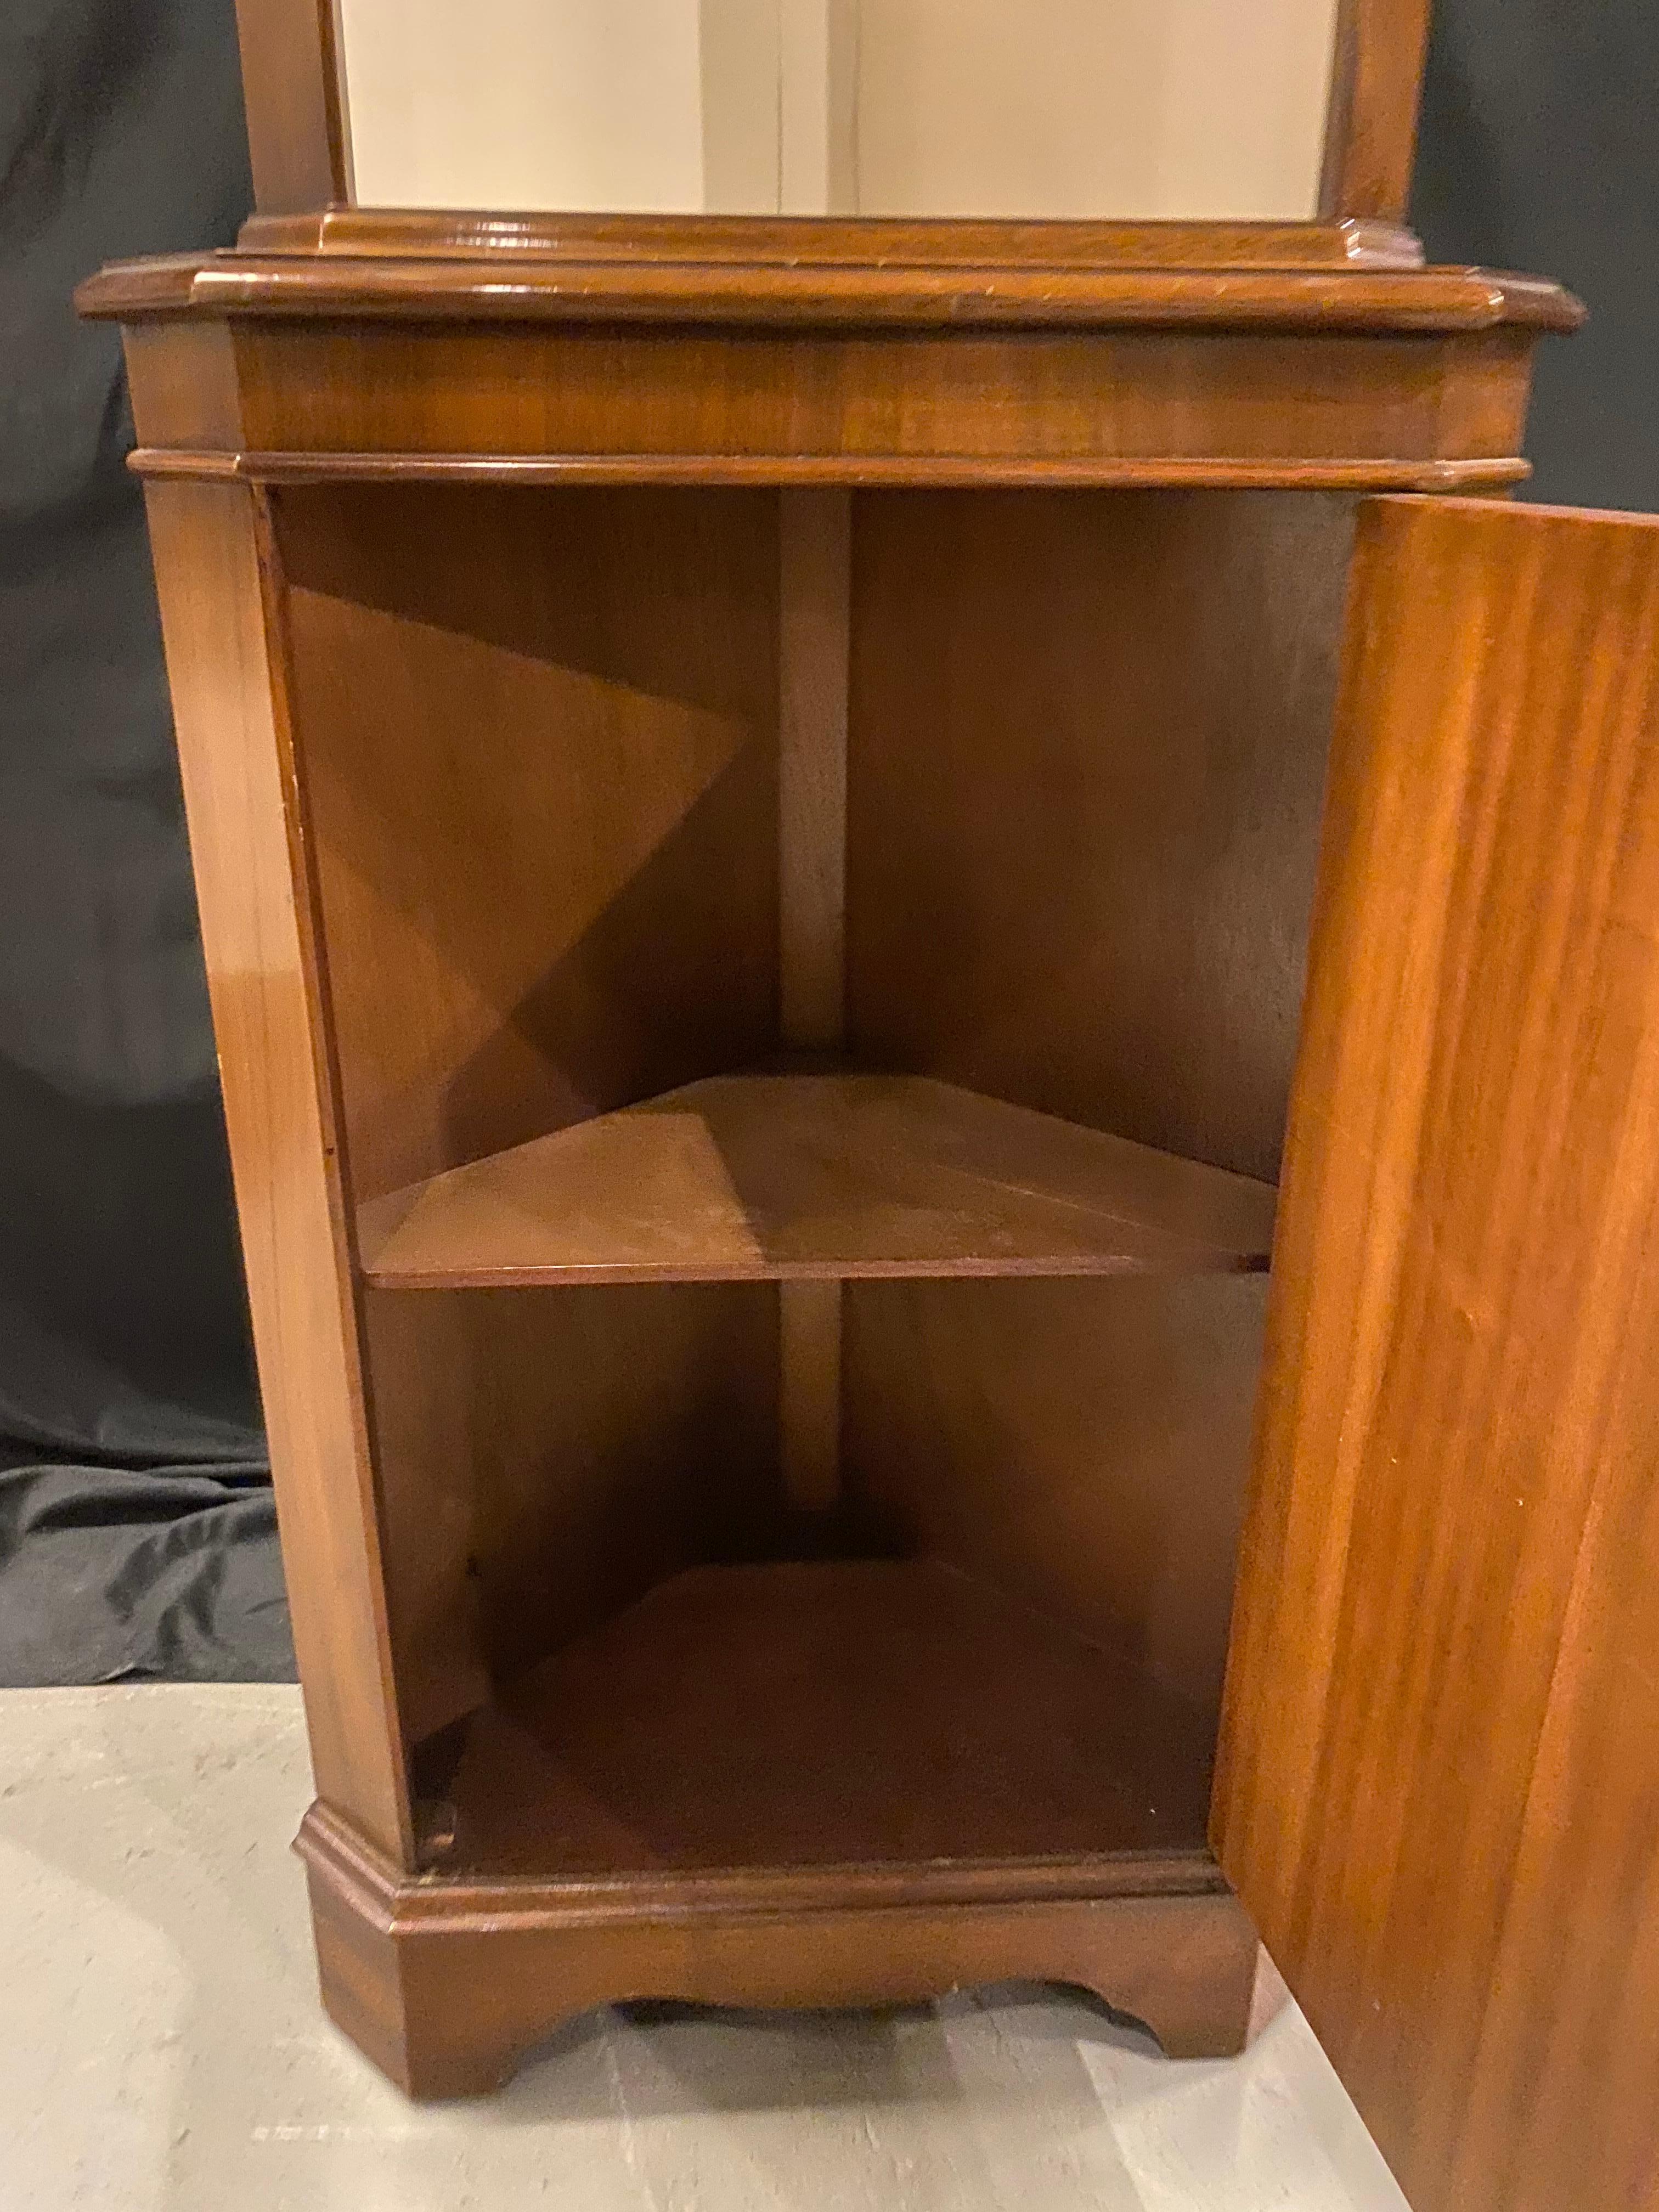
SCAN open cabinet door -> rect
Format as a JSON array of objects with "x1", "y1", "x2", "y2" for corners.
[{"x1": 1214, "y1": 496, "x2": 1659, "y2": 2212}]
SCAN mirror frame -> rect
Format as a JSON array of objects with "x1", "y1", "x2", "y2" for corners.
[{"x1": 232, "y1": 0, "x2": 1432, "y2": 236}]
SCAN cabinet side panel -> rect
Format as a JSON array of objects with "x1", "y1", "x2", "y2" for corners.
[
  {"x1": 847, "y1": 488, "x2": 1355, "y2": 1184},
  {"x1": 1215, "y1": 497, "x2": 1659, "y2": 2212},
  {"x1": 142, "y1": 479, "x2": 410, "y2": 1861}
]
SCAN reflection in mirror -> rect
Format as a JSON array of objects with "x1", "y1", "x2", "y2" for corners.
[{"x1": 336, "y1": 0, "x2": 1342, "y2": 222}]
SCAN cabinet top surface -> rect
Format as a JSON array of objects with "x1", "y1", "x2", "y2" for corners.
[{"x1": 78, "y1": 210, "x2": 1582, "y2": 335}]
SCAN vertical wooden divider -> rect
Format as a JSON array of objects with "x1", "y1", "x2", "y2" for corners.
[
  {"x1": 780, "y1": 487, "x2": 851, "y2": 1049},
  {"x1": 777, "y1": 488, "x2": 853, "y2": 1511}
]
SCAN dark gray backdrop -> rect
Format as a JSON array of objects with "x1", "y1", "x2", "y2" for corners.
[
  {"x1": 1412, "y1": 1, "x2": 1659, "y2": 510},
  {"x1": 1, "y1": 0, "x2": 1654, "y2": 1681},
  {"x1": 1, "y1": 0, "x2": 283, "y2": 1681}
]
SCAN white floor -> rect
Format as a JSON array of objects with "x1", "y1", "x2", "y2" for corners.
[{"x1": 0, "y1": 1687, "x2": 1408, "y2": 2211}]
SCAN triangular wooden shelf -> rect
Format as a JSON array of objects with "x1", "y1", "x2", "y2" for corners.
[
  {"x1": 431, "y1": 1559, "x2": 1219, "y2": 1877},
  {"x1": 357, "y1": 1072, "x2": 1275, "y2": 1287}
]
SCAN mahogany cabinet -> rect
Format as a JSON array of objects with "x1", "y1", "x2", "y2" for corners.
[{"x1": 79, "y1": 147, "x2": 1659, "y2": 2212}]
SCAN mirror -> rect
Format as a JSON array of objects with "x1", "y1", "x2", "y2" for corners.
[{"x1": 335, "y1": 0, "x2": 1342, "y2": 222}]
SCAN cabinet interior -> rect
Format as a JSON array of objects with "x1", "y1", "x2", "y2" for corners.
[{"x1": 272, "y1": 480, "x2": 1356, "y2": 1882}]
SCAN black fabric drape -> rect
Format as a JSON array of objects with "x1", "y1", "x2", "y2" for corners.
[
  {"x1": 0, "y1": 0, "x2": 288, "y2": 1680},
  {"x1": 1, "y1": 0, "x2": 1654, "y2": 1683}
]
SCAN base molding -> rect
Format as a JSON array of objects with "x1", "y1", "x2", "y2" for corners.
[{"x1": 296, "y1": 1802, "x2": 1260, "y2": 2098}]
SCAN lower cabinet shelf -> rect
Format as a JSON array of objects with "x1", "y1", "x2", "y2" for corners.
[
  {"x1": 416, "y1": 1559, "x2": 1218, "y2": 1878},
  {"x1": 294, "y1": 1559, "x2": 1256, "y2": 2098}
]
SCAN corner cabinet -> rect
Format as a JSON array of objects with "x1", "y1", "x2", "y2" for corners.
[{"x1": 79, "y1": 221, "x2": 1659, "y2": 2212}]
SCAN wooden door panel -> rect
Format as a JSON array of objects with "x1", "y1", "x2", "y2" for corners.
[{"x1": 1215, "y1": 495, "x2": 1659, "y2": 2212}]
